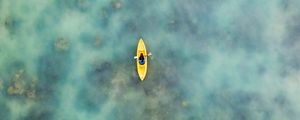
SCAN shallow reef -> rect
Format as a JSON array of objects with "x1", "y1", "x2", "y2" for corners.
[{"x1": 1, "y1": 0, "x2": 300, "y2": 120}]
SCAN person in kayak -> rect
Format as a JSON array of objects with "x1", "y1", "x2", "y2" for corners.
[{"x1": 139, "y1": 53, "x2": 145, "y2": 65}]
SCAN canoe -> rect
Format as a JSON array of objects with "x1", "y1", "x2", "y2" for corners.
[{"x1": 136, "y1": 38, "x2": 148, "y2": 81}]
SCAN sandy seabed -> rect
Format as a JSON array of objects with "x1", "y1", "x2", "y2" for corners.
[{"x1": 0, "y1": 0, "x2": 300, "y2": 120}]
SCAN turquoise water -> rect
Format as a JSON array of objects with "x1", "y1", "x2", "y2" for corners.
[{"x1": 0, "y1": 0, "x2": 300, "y2": 119}]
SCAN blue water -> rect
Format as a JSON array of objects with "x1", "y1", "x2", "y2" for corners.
[{"x1": 0, "y1": 0, "x2": 300, "y2": 119}]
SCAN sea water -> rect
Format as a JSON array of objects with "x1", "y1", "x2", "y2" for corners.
[{"x1": 0, "y1": 0, "x2": 300, "y2": 119}]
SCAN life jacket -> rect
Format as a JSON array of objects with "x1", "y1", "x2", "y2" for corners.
[{"x1": 139, "y1": 53, "x2": 145, "y2": 65}]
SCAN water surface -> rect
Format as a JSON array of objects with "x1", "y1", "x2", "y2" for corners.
[{"x1": 0, "y1": 0, "x2": 300, "y2": 119}]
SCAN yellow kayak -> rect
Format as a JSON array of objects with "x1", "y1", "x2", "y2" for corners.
[{"x1": 136, "y1": 38, "x2": 148, "y2": 81}]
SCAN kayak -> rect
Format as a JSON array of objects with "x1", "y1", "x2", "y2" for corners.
[{"x1": 136, "y1": 38, "x2": 148, "y2": 81}]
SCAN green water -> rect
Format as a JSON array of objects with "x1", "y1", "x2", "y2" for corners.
[{"x1": 0, "y1": 0, "x2": 300, "y2": 119}]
